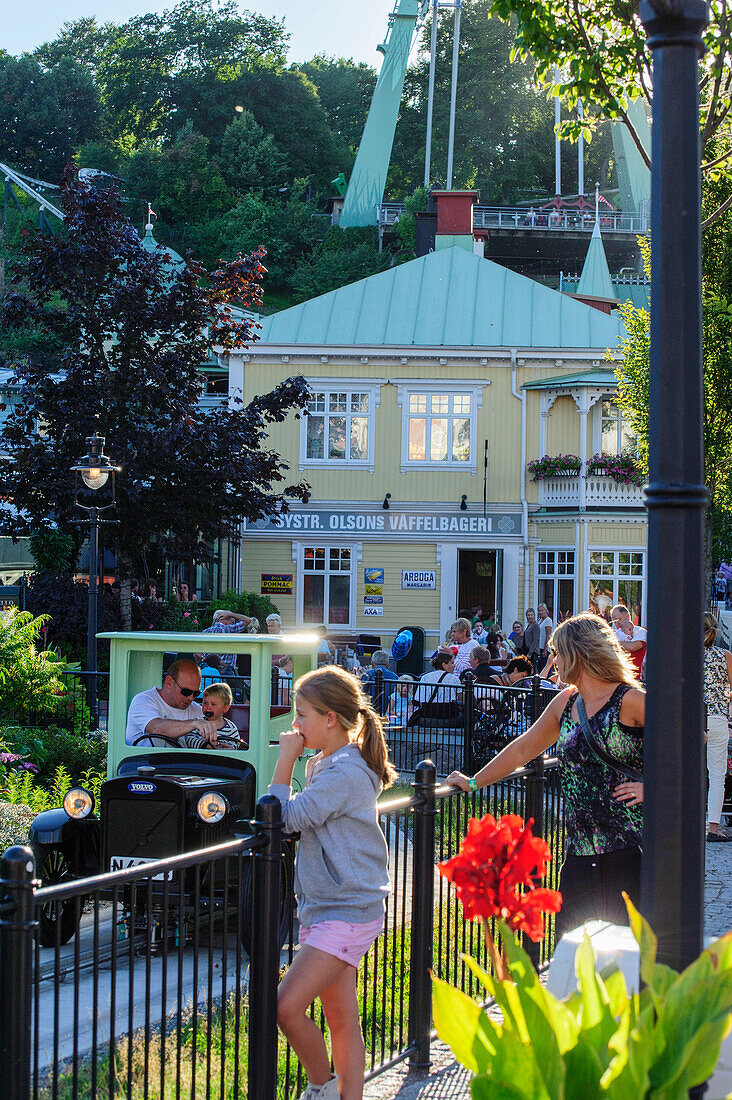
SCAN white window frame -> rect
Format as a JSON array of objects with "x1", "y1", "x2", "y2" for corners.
[
  {"x1": 299, "y1": 380, "x2": 383, "y2": 473},
  {"x1": 592, "y1": 395, "x2": 638, "y2": 456},
  {"x1": 397, "y1": 383, "x2": 485, "y2": 474},
  {"x1": 534, "y1": 548, "x2": 576, "y2": 618},
  {"x1": 294, "y1": 542, "x2": 360, "y2": 629},
  {"x1": 586, "y1": 547, "x2": 646, "y2": 622}
]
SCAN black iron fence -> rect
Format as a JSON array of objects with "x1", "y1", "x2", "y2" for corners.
[
  {"x1": 1, "y1": 762, "x2": 565, "y2": 1099},
  {"x1": 368, "y1": 669, "x2": 558, "y2": 777}
]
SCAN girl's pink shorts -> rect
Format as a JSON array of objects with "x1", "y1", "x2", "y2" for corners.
[{"x1": 298, "y1": 917, "x2": 384, "y2": 969}]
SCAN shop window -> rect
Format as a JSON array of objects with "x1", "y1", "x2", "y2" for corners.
[
  {"x1": 300, "y1": 385, "x2": 379, "y2": 470},
  {"x1": 598, "y1": 398, "x2": 638, "y2": 456},
  {"x1": 588, "y1": 550, "x2": 644, "y2": 623},
  {"x1": 302, "y1": 546, "x2": 352, "y2": 626},
  {"x1": 536, "y1": 550, "x2": 575, "y2": 620}
]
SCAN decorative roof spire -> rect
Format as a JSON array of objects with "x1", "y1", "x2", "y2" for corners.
[{"x1": 576, "y1": 184, "x2": 617, "y2": 302}]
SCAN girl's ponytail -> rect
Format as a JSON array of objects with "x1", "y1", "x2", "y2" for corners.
[
  {"x1": 293, "y1": 665, "x2": 397, "y2": 789},
  {"x1": 358, "y1": 703, "x2": 397, "y2": 789}
]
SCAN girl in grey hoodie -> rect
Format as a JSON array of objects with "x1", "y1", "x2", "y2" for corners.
[{"x1": 270, "y1": 666, "x2": 396, "y2": 1100}]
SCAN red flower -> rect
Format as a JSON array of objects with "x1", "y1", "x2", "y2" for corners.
[{"x1": 438, "y1": 814, "x2": 562, "y2": 941}]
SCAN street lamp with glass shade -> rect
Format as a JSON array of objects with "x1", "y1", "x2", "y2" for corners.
[{"x1": 71, "y1": 435, "x2": 120, "y2": 726}]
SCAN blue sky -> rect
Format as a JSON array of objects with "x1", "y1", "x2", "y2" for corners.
[{"x1": 7, "y1": 0, "x2": 401, "y2": 65}]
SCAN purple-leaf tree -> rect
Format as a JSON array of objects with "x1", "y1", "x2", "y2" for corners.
[{"x1": 0, "y1": 169, "x2": 309, "y2": 624}]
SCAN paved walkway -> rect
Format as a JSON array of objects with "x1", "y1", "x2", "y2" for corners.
[{"x1": 364, "y1": 843, "x2": 732, "y2": 1100}]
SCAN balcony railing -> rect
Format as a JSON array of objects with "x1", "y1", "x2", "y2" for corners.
[
  {"x1": 538, "y1": 473, "x2": 645, "y2": 508},
  {"x1": 376, "y1": 203, "x2": 649, "y2": 236}
]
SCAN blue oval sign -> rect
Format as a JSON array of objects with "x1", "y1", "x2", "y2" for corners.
[{"x1": 128, "y1": 782, "x2": 157, "y2": 794}]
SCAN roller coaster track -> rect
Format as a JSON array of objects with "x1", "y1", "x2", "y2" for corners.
[{"x1": 1, "y1": 161, "x2": 64, "y2": 224}]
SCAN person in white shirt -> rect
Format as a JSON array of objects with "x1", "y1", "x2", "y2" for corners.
[
  {"x1": 451, "y1": 617, "x2": 480, "y2": 674},
  {"x1": 610, "y1": 603, "x2": 647, "y2": 680},
  {"x1": 414, "y1": 650, "x2": 462, "y2": 702},
  {"x1": 125, "y1": 658, "x2": 219, "y2": 747},
  {"x1": 537, "y1": 604, "x2": 555, "y2": 662}
]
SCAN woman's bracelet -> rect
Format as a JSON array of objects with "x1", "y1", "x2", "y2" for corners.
[{"x1": 468, "y1": 776, "x2": 479, "y2": 793}]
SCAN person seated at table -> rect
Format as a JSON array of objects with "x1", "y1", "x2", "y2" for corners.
[
  {"x1": 388, "y1": 674, "x2": 416, "y2": 726},
  {"x1": 362, "y1": 649, "x2": 399, "y2": 700},
  {"x1": 472, "y1": 655, "x2": 536, "y2": 713},
  {"x1": 178, "y1": 682, "x2": 241, "y2": 749},
  {"x1": 125, "y1": 659, "x2": 219, "y2": 747}
]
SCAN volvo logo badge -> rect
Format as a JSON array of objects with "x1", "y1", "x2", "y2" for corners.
[{"x1": 128, "y1": 781, "x2": 157, "y2": 793}]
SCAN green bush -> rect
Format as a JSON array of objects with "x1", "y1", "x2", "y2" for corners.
[
  {"x1": 1, "y1": 724, "x2": 107, "y2": 786},
  {"x1": 159, "y1": 601, "x2": 204, "y2": 632},
  {"x1": 0, "y1": 764, "x2": 103, "y2": 813},
  {"x1": 0, "y1": 610, "x2": 66, "y2": 722}
]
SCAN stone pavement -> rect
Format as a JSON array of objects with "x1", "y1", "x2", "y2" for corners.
[{"x1": 364, "y1": 843, "x2": 732, "y2": 1100}]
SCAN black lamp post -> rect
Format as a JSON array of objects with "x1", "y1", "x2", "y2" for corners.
[
  {"x1": 72, "y1": 435, "x2": 119, "y2": 728},
  {"x1": 638, "y1": 0, "x2": 709, "y2": 971}
]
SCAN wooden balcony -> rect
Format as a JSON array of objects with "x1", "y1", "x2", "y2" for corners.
[{"x1": 538, "y1": 473, "x2": 645, "y2": 509}]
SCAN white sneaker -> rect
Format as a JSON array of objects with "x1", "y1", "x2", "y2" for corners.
[
  {"x1": 316, "y1": 1078, "x2": 340, "y2": 1100},
  {"x1": 296, "y1": 1079, "x2": 339, "y2": 1100}
]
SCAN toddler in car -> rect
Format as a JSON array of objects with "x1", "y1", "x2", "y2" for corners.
[{"x1": 179, "y1": 682, "x2": 241, "y2": 749}]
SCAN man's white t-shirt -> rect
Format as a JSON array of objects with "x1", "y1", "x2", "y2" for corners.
[
  {"x1": 454, "y1": 638, "x2": 480, "y2": 674},
  {"x1": 125, "y1": 687, "x2": 203, "y2": 745}
]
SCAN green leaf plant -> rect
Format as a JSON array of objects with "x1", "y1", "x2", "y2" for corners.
[{"x1": 434, "y1": 895, "x2": 732, "y2": 1100}]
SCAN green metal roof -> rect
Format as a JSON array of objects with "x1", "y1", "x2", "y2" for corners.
[
  {"x1": 256, "y1": 246, "x2": 626, "y2": 350},
  {"x1": 577, "y1": 223, "x2": 617, "y2": 300},
  {"x1": 522, "y1": 368, "x2": 617, "y2": 390},
  {"x1": 562, "y1": 276, "x2": 650, "y2": 311}
]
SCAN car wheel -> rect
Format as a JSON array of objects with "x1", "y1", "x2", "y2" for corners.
[
  {"x1": 239, "y1": 846, "x2": 294, "y2": 957},
  {"x1": 31, "y1": 843, "x2": 82, "y2": 947}
]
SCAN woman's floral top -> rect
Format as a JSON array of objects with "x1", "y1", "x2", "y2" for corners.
[
  {"x1": 704, "y1": 646, "x2": 730, "y2": 717},
  {"x1": 556, "y1": 684, "x2": 643, "y2": 856}
]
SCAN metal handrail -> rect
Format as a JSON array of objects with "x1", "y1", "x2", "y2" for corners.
[{"x1": 34, "y1": 831, "x2": 263, "y2": 902}]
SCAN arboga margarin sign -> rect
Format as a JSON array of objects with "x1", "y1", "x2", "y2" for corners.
[{"x1": 248, "y1": 508, "x2": 522, "y2": 538}]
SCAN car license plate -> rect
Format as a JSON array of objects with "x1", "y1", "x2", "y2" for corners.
[{"x1": 109, "y1": 855, "x2": 171, "y2": 881}]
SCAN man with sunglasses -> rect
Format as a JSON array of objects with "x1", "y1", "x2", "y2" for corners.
[{"x1": 125, "y1": 658, "x2": 220, "y2": 746}]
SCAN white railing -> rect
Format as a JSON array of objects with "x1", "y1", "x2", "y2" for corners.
[
  {"x1": 538, "y1": 474, "x2": 644, "y2": 508},
  {"x1": 376, "y1": 204, "x2": 649, "y2": 235}
]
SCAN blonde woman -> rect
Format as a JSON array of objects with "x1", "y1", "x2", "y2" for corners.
[
  {"x1": 703, "y1": 613, "x2": 732, "y2": 841},
  {"x1": 271, "y1": 667, "x2": 396, "y2": 1100},
  {"x1": 447, "y1": 612, "x2": 645, "y2": 937}
]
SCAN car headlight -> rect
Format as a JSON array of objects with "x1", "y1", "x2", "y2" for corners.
[
  {"x1": 63, "y1": 787, "x2": 94, "y2": 819},
  {"x1": 196, "y1": 791, "x2": 229, "y2": 824}
]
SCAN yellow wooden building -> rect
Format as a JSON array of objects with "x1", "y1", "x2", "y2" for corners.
[{"x1": 219, "y1": 192, "x2": 646, "y2": 648}]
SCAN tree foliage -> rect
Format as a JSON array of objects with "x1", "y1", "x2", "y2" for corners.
[
  {"x1": 0, "y1": 53, "x2": 101, "y2": 179},
  {"x1": 0, "y1": 172, "x2": 309, "y2": 580},
  {"x1": 36, "y1": 1, "x2": 288, "y2": 148},
  {"x1": 296, "y1": 56, "x2": 377, "y2": 152},
  {"x1": 486, "y1": 0, "x2": 732, "y2": 223},
  {"x1": 292, "y1": 226, "x2": 390, "y2": 304},
  {"x1": 613, "y1": 179, "x2": 732, "y2": 566}
]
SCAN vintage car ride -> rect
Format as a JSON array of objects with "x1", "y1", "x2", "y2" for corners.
[{"x1": 29, "y1": 629, "x2": 318, "y2": 946}]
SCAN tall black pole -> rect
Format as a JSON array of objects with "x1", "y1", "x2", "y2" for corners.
[
  {"x1": 638, "y1": 0, "x2": 709, "y2": 971},
  {"x1": 87, "y1": 507, "x2": 99, "y2": 728}
]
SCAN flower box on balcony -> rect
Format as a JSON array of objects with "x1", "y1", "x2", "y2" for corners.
[
  {"x1": 586, "y1": 453, "x2": 644, "y2": 487},
  {"x1": 527, "y1": 454, "x2": 581, "y2": 482}
]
